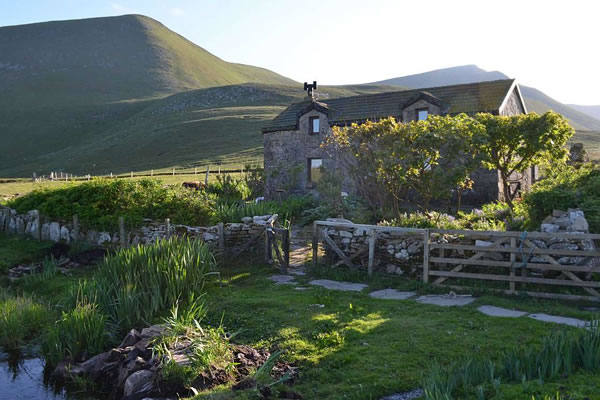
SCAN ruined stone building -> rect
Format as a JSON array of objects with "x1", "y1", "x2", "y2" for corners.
[{"x1": 262, "y1": 79, "x2": 532, "y2": 204}]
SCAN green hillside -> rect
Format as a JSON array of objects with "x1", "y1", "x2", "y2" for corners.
[
  {"x1": 0, "y1": 14, "x2": 295, "y2": 177},
  {"x1": 568, "y1": 104, "x2": 600, "y2": 121},
  {"x1": 374, "y1": 65, "x2": 600, "y2": 132}
]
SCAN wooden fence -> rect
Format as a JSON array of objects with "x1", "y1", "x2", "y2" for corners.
[{"x1": 312, "y1": 220, "x2": 600, "y2": 302}]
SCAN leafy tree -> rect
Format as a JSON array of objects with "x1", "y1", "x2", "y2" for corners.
[{"x1": 474, "y1": 111, "x2": 574, "y2": 208}]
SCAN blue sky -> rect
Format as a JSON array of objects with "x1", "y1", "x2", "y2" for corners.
[{"x1": 1, "y1": 0, "x2": 599, "y2": 105}]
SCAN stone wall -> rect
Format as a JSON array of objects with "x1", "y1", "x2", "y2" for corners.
[
  {"x1": 321, "y1": 210, "x2": 597, "y2": 277},
  {"x1": 0, "y1": 206, "x2": 274, "y2": 251},
  {"x1": 401, "y1": 98, "x2": 442, "y2": 122}
]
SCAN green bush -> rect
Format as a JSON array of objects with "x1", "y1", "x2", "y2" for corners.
[
  {"x1": 8, "y1": 178, "x2": 217, "y2": 231},
  {"x1": 215, "y1": 195, "x2": 316, "y2": 224},
  {"x1": 207, "y1": 175, "x2": 251, "y2": 202},
  {"x1": 0, "y1": 288, "x2": 49, "y2": 350},
  {"x1": 72, "y1": 237, "x2": 216, "y2": 336},
  {"x1": 42, "y1": 299, "x2": 108, "y2": 367},
  {"x1": 522, "y1": 163, "x2": 600, "y2": 232}
]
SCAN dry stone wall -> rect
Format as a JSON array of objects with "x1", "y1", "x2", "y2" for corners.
[{"x1": 0, "y1": 206, "x2": 274, "y2": 251}]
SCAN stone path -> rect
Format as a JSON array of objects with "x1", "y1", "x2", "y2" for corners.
[
  {"x1": 416, "y1": 294, "x2": 476, "y2": 307},
  {"x1": 477, "y1": 305, "x2": 528, "y2": 318},
  {"x1": 308, "y1": 279, "x2": 368, "y2": 292},
  {"x1": 369, "y1": 289, "x2": 416, "y2": 300},
  {"x1": 380, "y1": 388, "x2": 424, "y2": 400},
  {"x1": 289, "y1": 225, "x2": 312, "y2": 268},
  {"x1": 528, "y1": 313, "x2": 589, "y2": 328}
]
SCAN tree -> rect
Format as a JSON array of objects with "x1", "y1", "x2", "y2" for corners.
[
  {"x1": 375, "y1": 114, "x2": 484, "y2": 211},
  {"x1": 474, "y1": 111, "x2": 574, "y2": 208}
]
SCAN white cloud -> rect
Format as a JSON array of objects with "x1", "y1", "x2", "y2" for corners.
[
  {"x1": 170, "y1": 7, "x2": 184, "y2": 17},
  {"x1": 110, "y1": 2, "x2": 137, "y2": 14}
]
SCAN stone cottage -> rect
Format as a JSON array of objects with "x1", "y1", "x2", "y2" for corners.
[{"x1": 262, "y1": 79, "x2": 533, "y2": 204}]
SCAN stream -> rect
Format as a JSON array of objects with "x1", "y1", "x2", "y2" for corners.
[{"x1": 0, "y1": 352, "x2": 101, "y2": 400}]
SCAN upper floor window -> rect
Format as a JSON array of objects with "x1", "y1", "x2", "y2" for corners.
[
  {"x1": 309, "y1": 116, "x2": 320, "y2": 134},
  {"x1": 416, "y1": 108, "x2": 429, "y2": 121}
]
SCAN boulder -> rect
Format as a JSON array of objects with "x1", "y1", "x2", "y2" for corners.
[
  {"x1": 386, "y1": 264, "x2": 396, "y2": 274},
  {"x1": 141, "y1": 325, "x2": 167, "y2": 339},
  {"x1": 123, "y1": 369, "x2": 155, "y2": 398},
  {"x1": 60, "y1": 226, "x2": 70, "y2": 243},
  {"x1": 119, "y1": 329, "x2": 142, "y2": 348},
  {"x1": 98, "y1": 232, "x2": 111, "y2": 245},
  {"x1": 394, "y1": 249, "x2": 409, "y2": 261},
  {"x1": 41, "y1": 223, "x2": 50, "y2": 240},
  {"x1": 326, "y1": 217, "x2": 352, "y2": 224},
  {"x1": 49, "y1": 222, "x2": 61, "y2": 242},
  {"x1": 541, "y1": 224, "x2": 560, "y2": 233},
  {"x1": 241, "y1": 217, "x2": 253, "y2": 224},
  {"x1": 202, "y1": 232, "x2": 218, "y2": 241}
]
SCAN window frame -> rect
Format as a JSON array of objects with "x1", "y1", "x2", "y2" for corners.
[
  {"x1": 309, "y1": 116, "x2": 320, "y2": 135},
  {"x1": 307, "y1": 157, "x2": 323, "y2": 187},
  {"x1": 416, "y1": 108, "x2": 429, "y2": 121}
]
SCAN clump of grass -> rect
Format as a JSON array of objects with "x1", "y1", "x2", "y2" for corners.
[
  {"x1": 41, "y1": 298, "x2": 108, "y2": 367},
  {"x1": 72, "y1": 237, "x2": 217, "y2": 336},
  {"x1": 156, "y1": 298, "x2": 234, "y2": 390},
  {"x1": 0, "y1": 288, "x2": 49, "y2": 350},
  {"x1": 423, "y1": 320, "x2": 600, "y2": 399},
  {"x1": 21, "y1": 257, "x2": 58, "y2": 285}
]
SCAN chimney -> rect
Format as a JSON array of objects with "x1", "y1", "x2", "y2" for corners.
[{"x1": 304, "y1": 81, "x2": 317, "y2": 100}]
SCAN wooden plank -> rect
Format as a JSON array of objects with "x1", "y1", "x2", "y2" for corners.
[
  {"x1": 509, "y1": 237, "x2": 516, "y2": 292},
  {"x1": 367, "y1": 228, "x2": 376, "y2": 277},
  {"x1": 429, "y1": 256, "x2": 600, "y2": 273},
  {"x1": 430, "y1": 228, "x2": 600, "y2": 240},
  {"x1": 282, "y1": 229, "x2": 290, "y2": 274},
  {"x1": 430, "y1": 243, "x2": 600, "y2": 257},
  {"x1": 312, "y1": 221, "x2": 318, "y2": 268},
  {"x1": 423, "y1": 229, "x2": 430, "y2": 283},
  {"x1": 321, "y1": 229, "x2": 359, "y2": 269},
  {"x1": 333, "y1": 246, "x2": 368, "y2": 267},
  {"x1": 432, "y1": 237, "x2": 508, "y2": 285},
  {"x1": 439, "y1": 284, "x2": 600, "y2": 303},
  {"x1": 428, "y1": 270, "x2": 600, "y2": 288}
]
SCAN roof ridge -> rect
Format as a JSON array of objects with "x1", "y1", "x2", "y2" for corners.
[{"x1": 317, "y1": 78, "x2": 515, "y2": 105}]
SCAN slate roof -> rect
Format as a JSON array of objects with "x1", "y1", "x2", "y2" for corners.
[{"x1": 262, "y1": 79, "x2": 517, "y2": 133}]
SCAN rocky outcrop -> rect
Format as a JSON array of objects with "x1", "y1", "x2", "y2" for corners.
[{"x1": 50, "y1": 324, "x2": 297, "y2": 400}]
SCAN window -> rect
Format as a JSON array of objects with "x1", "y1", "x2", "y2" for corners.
[
  {"x1": 309, "y1": 116, "x2": 320, "y2": 134},
  {"x1": 308, "y1": 158, "x2": 323, "y2": 185},
  {"x1": 416, "y1": 108, "x2": 429, "y2": 121}
]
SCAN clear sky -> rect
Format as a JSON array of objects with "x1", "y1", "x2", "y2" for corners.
[{"x1": 1, "y1": 0, "x2": 598, "y2": 105}]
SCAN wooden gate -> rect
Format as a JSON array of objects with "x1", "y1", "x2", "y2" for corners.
[{"x1": 265, "y1": 225, "x2": 290, "y2": 274}]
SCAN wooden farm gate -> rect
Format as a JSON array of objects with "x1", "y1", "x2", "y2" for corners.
[
  {"x1": 311, "y1": 220, "x2": 600, "y2": 302},
  {"x1": 265, "y1": 224, "x2": 290, "y2": 274}
]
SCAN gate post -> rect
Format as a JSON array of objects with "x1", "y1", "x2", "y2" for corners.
[
  {"x1": 367, "y1": 228, "x2": 376, "y2": 277},
  {"x1": 423, "y1": 229, "x2": 430, "y2": 283},
  {"x1": 312, "y1": 221, "x2": 319, "y2": 268}
]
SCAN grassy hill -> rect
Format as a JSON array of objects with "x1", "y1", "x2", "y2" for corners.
[
  {"x1": 568, "y1": 104, "x2": 600, "y2": 121},
  {"x1": 0, "y1": 14, "x2": 295, "y2": 177}
]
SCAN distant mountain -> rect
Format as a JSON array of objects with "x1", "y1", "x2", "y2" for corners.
[
  {"x1": 373, "y1": 65, "x2": 600, "y2": 132},
  {"x1": 568, "y1": 104, "x2": 600, "y2": 121}
]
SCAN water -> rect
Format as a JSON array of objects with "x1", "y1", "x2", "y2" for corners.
[{"x1": 0, "y1": 352, "x2": 100, "y2": 400}]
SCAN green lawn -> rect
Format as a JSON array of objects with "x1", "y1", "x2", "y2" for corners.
[{"x1": 0, "y1": 233, "x2": 53, "y2": 274}]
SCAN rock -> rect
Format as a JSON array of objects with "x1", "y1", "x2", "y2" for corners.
[
  {"x1": 119, "y1": 329, "x2": 142, "y2": 348},
  {"x1": 326, "y1": 217, "x2": 352, "y2": 224},
  {"x1": 202, "y1": 232, "x2": 218, "y2": 241},
  {"x1": 15, "y1": 218, "x2": 25, "y2": 234},
  {"x1": 338, "y1": 230, "x2": 353, "y2": 238},
  {"x1": 580, "y1": 240, "x2": 595, "y2": 251},
  {"x1": 78, "y1": 352, "x2": 110, "y2": 380},
  {"x1": 49, "y1": 222, "x2": 61, "y2": 242},
  {"x1": 553, "y1": 209, "x2": 567, "y2": 217},
  {"x1": 140, "y1": 325, "x2": 167, "y2": 339},
  {"x1": 394, "y1": 267, "x2": 404, "y2": 275},
  {"x1": 98, "y1": 232, "x2": 111, "y2": 245},
  {"x1": 117, "y1": 356, "x2": 148, "y2": 389},
  {"x1": 541, "y1": 224, "x2": 560, "y2": 233},
  {"x1": 407, "y1": 241, "x2": 422, "y2": 254},
  {"x1": 475, "y1": 240, "x2": 493, "y2": 247},
  {"x1": 60, "y1": 226, "x2": 70, "y2": 243},
  {"x1": 241, "y1": 217, "x2": 253, "y2": 224},
  {"x1": 532, "y1": 240, "x2": 547, "y2": 249},
  {"x1": 394, "y1": 249, "x2": 409, "y2": 261},
  {"x1": 549, "y1": 243, "x2": 579, "y2": 251},
  {"x1": 570, "y1": 216, "x2": 589, "y2": 232},
  {"x1": 354, "y1": 227, "x2": 368, "y2": 236},
  {"x1": 386, "y1": 264, "x2": 397, "y2": 274},
  {"x1": 558, "y1": 256, "x2": 585, "y2": 265},
  {"x1": 123, "y1": 370, "x2": 155, "y2": 397},
  {"x1": 252, "y1": 215, "x2": 271, "y2": 223}
]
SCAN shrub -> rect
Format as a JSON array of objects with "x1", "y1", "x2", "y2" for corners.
[
  {"x1": 521, "y1": 163, "x2": 600, "y2": 232},
  {"x1": 8, "y1": 178, "x2": 217, "y2": 231},
  {"x1": 214, "y1": 195, "x2": 316, "y2": 224},
  {"x1": 0, "y1": 289, "x2": 49, "y2": 350},
  {"x1": 72, "y1": 237, "x2": 216, "y2": 335},
  {"x1": 42, "y1": 299, "x2": 108, "y2": 367},
  {"x1": 207, "y1": 175, "x2": 251, "y2": 202}
]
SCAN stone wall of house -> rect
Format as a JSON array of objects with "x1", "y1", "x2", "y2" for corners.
[
  {"x1": 401, "y1": 99, "x2": 442, "y2": 121},
  {"x1": 0, "y1": 206, "x2": 274, "y2": 251},
  {"x1": 321, "y1": 210, "x2": 597, "y2": 277},
  {"x1": 264, "y1": 109, "x2": 336, "y2": 199}
]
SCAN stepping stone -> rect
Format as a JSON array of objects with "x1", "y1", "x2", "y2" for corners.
[
  {"x1": 268, "y1": 275, "x2": 296, "y2": 284},
  {"x1": 295, "y1": 287, "x2": 310, "y2": 291},
  {"x1": 369, "y1": 289, "x2": 416, "y2": 300},
  {"x1": 416, "y1": 294, "x2": 476, "y2": 307},
  {"x1": 477, "y1": 305, "x2": 527, "y2": 318},
  {"x1": 289, "y1": 269, "x2": 306, "y2": 276},
  {"x1": 308, "y1": 279, "x2": 367, "y2": 292},
  {"x1": 528, "y1": 313, "x2": 587, "y2": 328},
  {"x1": 380, "y1": 388, "x2": 424, "y2": 400}
]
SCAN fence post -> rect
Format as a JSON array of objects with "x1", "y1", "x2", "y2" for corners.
[
  {"x1": 367, "y1": 228, "x2": 376, "y2": 277},
  {"x1": 151, "y1": 169, "x2": 154, "y2": 177},
  {"x1": 281, "y1": 228, "x2": 290, "y2": 274},
  {"x1": 71, "y1": 215, "x2": 79, "y2": 242},
  {"x1": 119, "y1": 216, "x2": 126, "y2": 248},
  {"x1": 172, "y1": 168, "x2": 175, "y2": 176},
  {"x1": 205, "y1": 165, "x2": 210, "y2": 185},
  {"x1": 264, "y1": 226, "x2": 272, "y2": 263},
  {"x1": 217, "y1": 222, "x2": 225, "y2": 255},
  {"x1": 312, "y1": 221, "x2": 319, "y2": 268},
  {"x1": 130, "y1": 171, "x2": 133, "y2": 178},
  {"x1": 165, "y1": 218, "x2": 171, "y2": 238},
  {"x1": 423, "y1": 229, "x2": 430, "y2": 283},
  {"x1": 509, "y1": 236, "x2": 517, "y2": 292}
]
